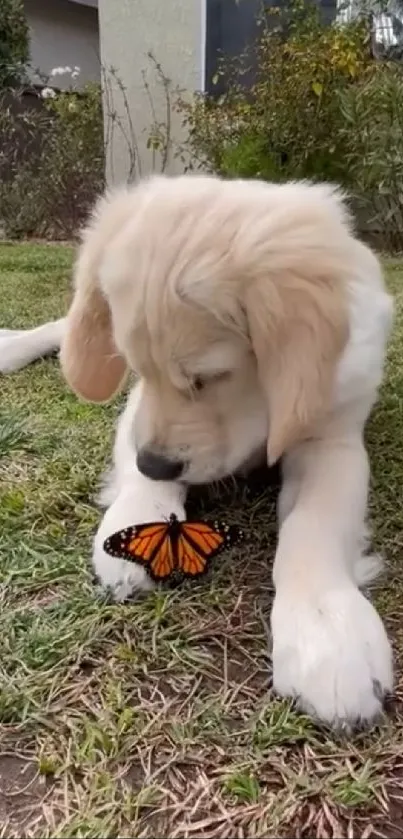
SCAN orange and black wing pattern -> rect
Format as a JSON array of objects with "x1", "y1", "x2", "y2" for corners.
[
  {"x1": 177, "y1": 520, "x2": 242, "y2": 578},
  {"x1": 103, "y1": 514, "x2": 243, "y2": 582},
  {"x1": 103, "y1": 521, "x2": 175, "y2": 581}
]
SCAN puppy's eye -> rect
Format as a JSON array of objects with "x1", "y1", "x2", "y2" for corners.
[
  {"x1": 193, "y1": 376, "x2": 205, "y2": 393},
  {"x1": 191, "y1": 372, "x2": 231, "y2": 394}
]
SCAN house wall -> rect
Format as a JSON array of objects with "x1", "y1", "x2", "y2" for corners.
[
  {"x1": 98, "y1": 0, "x2": 205, "y2": 184},
  {"x1": 25, "y1": 0, "x2": 100, "y2": 89},
  {"x1": 97, "y1": 0, "x2": 341, "y2": 185}
]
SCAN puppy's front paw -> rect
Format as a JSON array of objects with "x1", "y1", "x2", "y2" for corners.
[
  {"x1": 271, "y1": 586, "x2": 393, "y2": 728},
  {"x1": 92, "y1": 532, "x2": 155, "y2": 601}
]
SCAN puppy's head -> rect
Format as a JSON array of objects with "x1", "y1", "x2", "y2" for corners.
[{"x1": 61, "y1": 175, "x2": 351, "y2": 483}]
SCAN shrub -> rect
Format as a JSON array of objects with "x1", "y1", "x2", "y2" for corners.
[
  {"x1": 38, "y1": 81, "x2": 104, "y2": 237},
  {"x1": 337, "y1": 63, "x2": 403, "y2": 250},
  {"x1": 178, "y1": 0, "x2": 403, "y2": 248},
  {"x1": 0, "y1": 80, "x2": 105, "y2": 239},
  {"x1": 178, "y1": 1, "x2": 372, "y2": 184},
  {"x1": 0, "y1": 0, "x2": 29, "y2": 88},
  {"x1": 0, "y1": 61, "x2": 155, "y2": 239}
]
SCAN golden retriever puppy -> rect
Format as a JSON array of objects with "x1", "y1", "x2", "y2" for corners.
[{"x1": 60, "y1": 174, "x2": 394, "y2": 729}]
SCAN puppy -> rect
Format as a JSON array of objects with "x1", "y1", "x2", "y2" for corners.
[{"x1": 60, "y1": 173, "x2": 394, "y2": 729}]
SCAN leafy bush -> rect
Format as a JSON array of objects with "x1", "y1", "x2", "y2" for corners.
[
  {"x1": 38, "y1": 82, "x2": 104, "y2": 236},
  {"x1": 0, "y1": 61, "x2": 154, "y2": 239},
  {"x1": 0, "y1": 0, "x2": 29, "y2": 88},
  {"x1": 0, "y1": 80, "x2": 104, "y2": 239},
  {"x1": 179, "y1": 1, "x2": 372, "y2": 184},
  {"x1": 337, "y1": 63, "x2": 403, "y2": 250},
  {"x1": 178, "y1": 0, "x2": 403, "y2": 248}
]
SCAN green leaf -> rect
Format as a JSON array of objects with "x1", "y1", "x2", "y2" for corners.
[
  {"x1": 224, "y1": 772, "x2": 260, "y2": 803},
  {"x1": 312, "y1": 81, "x2": 323, "y2": 97}
]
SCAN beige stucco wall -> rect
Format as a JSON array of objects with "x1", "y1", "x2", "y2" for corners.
[
  {"x1": 98, "y1": 0, "x2": 205, "y2": 184},
  {"x1": 25, "y1": 0, "x2": 100, "y2": 89}
]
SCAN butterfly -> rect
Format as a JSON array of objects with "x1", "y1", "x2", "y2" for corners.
[{"x1": 103, "y1": 513, "x2": 244, "y2": 582}]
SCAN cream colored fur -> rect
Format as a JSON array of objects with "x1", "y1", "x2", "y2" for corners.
[{"x1": 2, "y1": 174, "x2": 394, "y2": 729}]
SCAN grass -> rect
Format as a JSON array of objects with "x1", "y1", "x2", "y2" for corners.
[{"x1": 0, "y1": 242, "x2": 403, "y2": 838}]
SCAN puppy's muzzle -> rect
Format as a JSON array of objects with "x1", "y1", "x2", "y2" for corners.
[{"x1": 136, "y1": 447, "x2": 185, "y2": 481}]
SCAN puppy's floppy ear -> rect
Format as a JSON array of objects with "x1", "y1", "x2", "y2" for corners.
[
  {"x1": 60, "y1": 197, "x2": 128, "y2": 403},
  {"x1": 245, "y1": 271, "x2": 348, "y2": 464}
]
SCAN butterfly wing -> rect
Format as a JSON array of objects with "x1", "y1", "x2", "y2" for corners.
[
  {"x1": 103, "y1": 518, "x2": 243, "y2": 582},
  {"x1": 176, "y1": 531, "x2": 209, "y2": 578},
  {"x1": 103, "y1": 522, "x2": 168, "y2": 563},
  {"x1": 177, "y1": 520, "x2": 243, "y2": 578},
  {"x1": 149, "y1": 530, "x2": 175, "y2": 581}
]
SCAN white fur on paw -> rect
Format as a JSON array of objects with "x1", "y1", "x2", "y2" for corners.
[
  {"x1": 354, "y1": 553, "x2": 384, "y2": 587},
  {"x1": 92, "y1": 533, "x2": 155, "y2": 601},
  {"x1": 271, "y1": 585, "x2": 393, "y2": 728},
  {"x1": 96, "y1": 467, "x2": 120, "y2": 509}
]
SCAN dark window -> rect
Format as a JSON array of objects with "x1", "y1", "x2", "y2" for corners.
[
  {"x1": 205, "y1": 0, "x2": 338, "y2": 95},
  {"x1": 205, "y1": 0, "x2": 263, "y2": 94}
]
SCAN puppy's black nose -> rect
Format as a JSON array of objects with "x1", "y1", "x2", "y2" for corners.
[{"x1": 136, "y1": 448, "x2": 184, "y2": 481}]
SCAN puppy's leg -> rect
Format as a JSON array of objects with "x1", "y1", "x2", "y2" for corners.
[
  {"x1": 96, "y1": 386, "x2": 142, "y2": 509},
  {"x1": 271, "y1": 432, "x2": 393, "y2": 728},
  {"x1": 352, "y1": 521, "x2": 384, "y2": 588},
  {"x1": 277, "y1": 454, "x2": 304, "y2": 526},
  {"x1": 92, "y1": 383, "x2": 188, "y2": 600},
  {"x1": 0, "y1": 318, "x2": 65, "y2": 373},
  {"x1": 278, "y1": 458, "x2": 383, "y2": 585}
]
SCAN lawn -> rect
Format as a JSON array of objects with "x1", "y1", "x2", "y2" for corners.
[{"x1": 1, "y1": 242, "x2": 403, "y2": 839}]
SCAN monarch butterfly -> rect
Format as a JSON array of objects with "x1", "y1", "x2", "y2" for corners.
[{"x1": 103, "y1": 513, "x2": 243, "y2": 582}]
